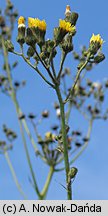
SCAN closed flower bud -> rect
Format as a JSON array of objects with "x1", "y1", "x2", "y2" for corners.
[
  {"x1": 54, "y1": 102, "x2": 59, "y2": 109},
  {"x1": 0, "y1": 140, "x2": 6, "y2": 147},
  {"x1": 42, "y1": 40, "x2": 56, "y2": 59},
  {"x1": 75, "y1": 142, "x2": 82, "y2": 147},
  {"x1": 27, "y1": 46, "x2": 35, "y2": 57},
  {"x1": 105, "y1": 80, "x2": 108, "y2": 88},
  {"x1": 19, "y1": 113, "x2": 25, "y2": 120},
  {"x1": 99, "y1": 93, "x2": 104, "y2": 102},
  {"x1": 60, "y1": 34, "x2": 74, "y2": 53},
  {"x1": 73, "y1": 51, "x2": 79, "y2": 60},
  {"x1": 68, "y1": 167, "x2": 78, "y2": 180},
  {"x1": 65, "y1": 5, "x2": 71, "y2": 17},
  {"x1": 5, "y1": 40, "x2": 14, "y2": 52},
  {"x1": 28, "y1": 113, "x2": 36, "y2": 119},
  {"x1": 94, "y1": 53, "x2": 105, "y2": 63},
  {"x1": 0, "y1": 16, "x2": 5, "y2": 27},
  {"x1": 13, "y1": 10, "x2": 18, "y2": 18},
  {"x1": 42, "y1": 110, "x2": 49, "y2": 118},
  {"x1": 65, "y1": 12, "x2": 79, "y2": 26},
  {"x1": 7, "y1": 0, "x2": 13, "y2": 10},
  {"x1": 2, "y1": 26, "x2": 10, "y2": 35},
  {"x1": 51, "y1": 125, "x2": 59, "y2": 131}
]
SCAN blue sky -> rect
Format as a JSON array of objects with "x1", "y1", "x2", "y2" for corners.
[{"x1": 0, "y1": 0, "x2": 108, "y2": 200}]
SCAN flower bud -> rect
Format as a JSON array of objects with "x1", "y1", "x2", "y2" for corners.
[
  {"x1": 5, "y1": 40, "x2": 14, "y2": 52},
  {"x1": 65, "y1": 5, "x2": 71, "y2": 17},
  {"x1": 68, "y1": 167, "x2": 78, "y2": 180},
  {"x1": 0, "y1": 16, "x2": 5, "y2": 27},
  {"x1": 65, "y1": 12, "x2": 79, "y2": 26},
  {"x1": 60, "y1": 34, "x2": 73, "y2": 53},
  {"x1": 13, "y1": 10, "x2": 18, "y2": 18},
  {"x1": 42, "y1": 40, "x2": 56, "y2": 59},
  {"x1": 27, "y1": 46, "x2": 35, "y2": 57},
  {"x1": 7, "y1": 0, "x2": 13, "y2": 10},
  {"x1": 94, "y1": 53, "x2": 105, "y2": 63},
  {"x1": 42, "y1": 110, "x2": 49, "y2": 118}
]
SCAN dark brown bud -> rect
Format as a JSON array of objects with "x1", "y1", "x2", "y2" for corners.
[{"x1": 42, "y1": 110, "x2": 49, "y2": 118}]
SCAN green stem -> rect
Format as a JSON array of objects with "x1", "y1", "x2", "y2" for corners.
[
  {"x1": 2, "y1": 37, "x2": 41, "y2": 199},
  {"x1": 4, "y1": 151, "x2": 27, "y2": 199},
  {"x1": 55, "y1": 85, "x2": 72, "y2": 200},
  {"x1": 41, "y1": 166, "x2": 54, "y2": 199},
  {"x1": 66, "y1": 102, "x2": 72, "y2": 124},
  {"x1": 12, "y1": 51, "x2": 55, "y2": 88},
  {"x1": 51, "y1": 59, "x2": 56, "y2": 78},
  {"x1": 64, "y1": 54, "x2": 90, "y2": 104},
  {"x1": 33, "y1": 47, "x2": 55, "y2": 83},
  {"x1": 55, "y1": 118, "x2": 93, "y2": 172},
  {"x1": 48, "y1": 44, "x2": 57, "y2": 66},
  {"x1": 57, "y1": 52, "x2": 67, "y2": 81}
]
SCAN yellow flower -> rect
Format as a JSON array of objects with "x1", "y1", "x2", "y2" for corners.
[
  {"x1": 38, "y1": 20, "x2": 47, "y2": 31},
  {"x1": 90, "y1": 34, "x2": 103, "y2": 46},
  {"x1": 18, "y1": 16, "x2": 25, "y2": 26},
  {"x1": 59, "y1": 19, "x2": 75, "y2": 33},
  {"x1": 45, "y1": 132, "x2": 55, "y2": 141},
  {"x1": 28, "y1": 17, "x2": 36, "y2": 28},
  {"x1": 35, "y1": 19, "x2": 46, "y2": 31},
  {"x1": 45, "y1": 132, "x2": 52, "y2": 139},
  {"x1": 28, "y1": 17, "x2": 46, "y2": 31}
]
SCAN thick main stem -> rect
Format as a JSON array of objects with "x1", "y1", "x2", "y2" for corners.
[{"x1": 55, "y1": 85, "x2": 72, "y2": 200}]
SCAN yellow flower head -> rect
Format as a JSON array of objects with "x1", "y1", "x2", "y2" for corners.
[
  {"x1": 45, "y1": 132, "x2": 55, "y2": 141},
  {"x1": 28, "y1": 17, "x2": 36, "y2": 28},
  {"x1": 45, "y1": 132, "x2": 52, "y2": 139},
  {"x1": 90, "y1": 34, "x2": 103, "y2": 46},
  {"x1": 18, "y1": 16, "x2": 25, "y2": 26},
  {"x1": 35, "y1": 19, "x2": 47, "y2": 31},
  {"x1": 28, "y1": 17, "x2": 46, "y2": 31},
  {"x1": 59, "y1": 19, "x2": 75, "y2": 33}
]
